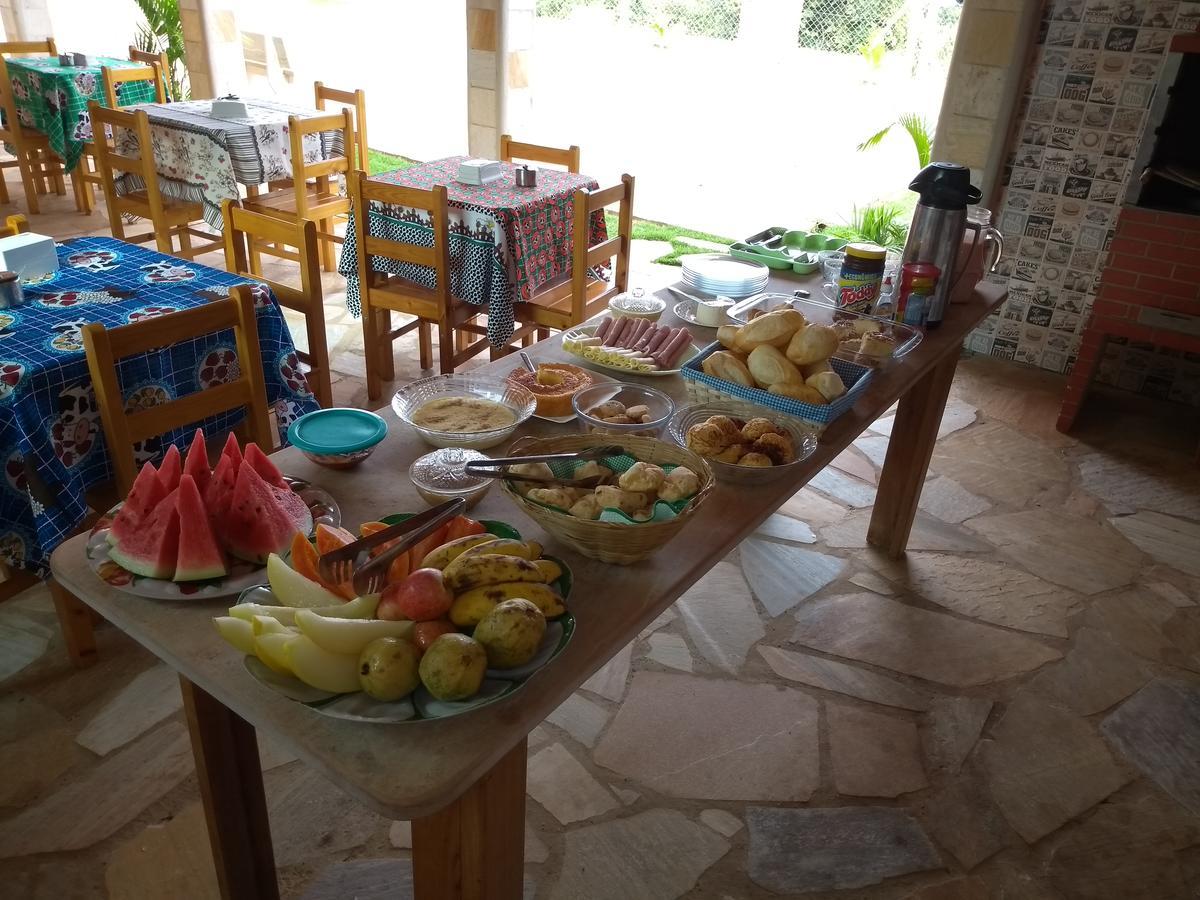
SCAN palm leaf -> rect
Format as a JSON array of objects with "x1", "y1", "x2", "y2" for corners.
[
  {"x1": 856, "y1": 124, "x2": 894, "y2": 154},
  {"x1": 898, "y1": 113, "x2": 932, "y2": 169}
]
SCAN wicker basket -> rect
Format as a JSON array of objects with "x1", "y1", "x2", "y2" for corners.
[{"x1": 498, "y1": 433, "x2": 715, "y2": 565}]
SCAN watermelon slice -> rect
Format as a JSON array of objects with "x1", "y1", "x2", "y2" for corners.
[
  {"x1": 205, "y1": 453, "x2": 237, "y2": 524},
  {"x1": 223, "y1": 460, "x2": 308, "y2": 563},
  {"x1": 244, "y1": 442, "x2": 288, "y2": 490},
  {"x1": 109, "y1": 488, "x2": 181, "y2": 578},
  {"x1": 157, "y1": 444, "x2": 182, "y2": 493},
  {"x1": 182, "y1": 429, "x2": 211, "y2": 497},
  {"x1": 221, "y1": 432, "x2": 243, "y2": 470},
  {"x1": 108, "y1": 462, "x2": 167, "y2": 548},
  {"x1": 174, "y1": 474, "x2": 227, "y2": 581}
]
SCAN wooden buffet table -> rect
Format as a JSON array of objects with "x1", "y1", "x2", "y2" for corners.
[{"x1": 49, "y1": 276, "x2": 1006, "y2": 900}]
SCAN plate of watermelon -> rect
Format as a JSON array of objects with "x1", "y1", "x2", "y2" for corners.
[
  {"x1": 215, "y1": 514, "x2": 575, "y2": 723},
  {"x1": 87, "y1": 430, "x2": 340, "y2": 600}
]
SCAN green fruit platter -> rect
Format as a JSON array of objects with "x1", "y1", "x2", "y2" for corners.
[
  {"x1": 216, "y1": 513, "x2": 575, "y2": 723},
  {"x1": 86, "y1": 430, "x2": 339, "y2": 600}
]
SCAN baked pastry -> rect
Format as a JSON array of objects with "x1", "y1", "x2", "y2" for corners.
[
  {"x1": 741, "y1": 417, "x2": 782, "y2": 443},
  {"x1": 568, "y1": 494, "x2": 603, "y2": 519},
  {"x1": 506, "y1": 461, "x2": 554, "y2": 495},
  {"x1": 713, "y1": 443, "x2": 748, "y2": 464},
  {"x1": 850, "y1": 318, "x2": 879, "y2": 336},
  {"x1": 619, "y1": 461, "x2": 667, "y2": 492},
  {"x1": 594, "y1": 485, "x2": 650, "y2": 514},
  {"x1": 739, "y1": 452, "x2": 773, "y2": 467},
  {"x1": 527, "y1": 487, "x2": 580, "y2": 509},
  {"x1": 659, "y1": 466, "x2": 700, "y2": 502},
  {"x1": 716, "y1": 324, "x2": 741, "y2": 350},
  {"x1": 768, "y1": 381, "x2": 829, "y2": 404},
  {"x1": 751, "y1": 431, "x2": 794, "y2": 465},
  {"x1": 706, "y1": 415, "x2": 743, "y2": 443},
  {"x1": 806, "y1": 370, "x2": 846, "y2": 402},
  {"x1": 574, "y1": 460, "x2": 613, "y2": 482},
  {"x1": 686, "y1": 422, "x2": 730, "y2": 457},
  {"x1": 859, "y1": 331, "x2": 897, "y2": 359},
  {"x1": 590, "y1": 400, "x2": 627, "y2": 419},
  {"x1": 702, "y1": 351, "x2": 754, "y2": 387},
  {"x1": 801, "y1": 359, "x2": 832, "y2": 378},
  {"x1": 785, "y1": 323, "x2": 839, "y2": 365},
  {"x1": 735, "y1": 308, "x2": 804, "y2": 350},
  {"x1": 508, "y1": 363, "x2": 592, "y2": 418},
  {"x1": 748, "y1": 344, "x2": 802, "y2": 387}
]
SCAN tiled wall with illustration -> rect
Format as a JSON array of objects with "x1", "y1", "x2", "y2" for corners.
[{"x1": 970, "y1": 0, "x2": 1200, "y2": 405}]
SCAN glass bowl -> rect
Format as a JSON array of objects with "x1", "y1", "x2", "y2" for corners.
[
  {"x1": 286, "y1": 408, "x2": 388, "y2": 469},
  {"x1": 572, "y1": 382, "x2": 675, "y2": 438},
  {"x1": 392, "y1": 374, "x2": 536, "y2": 450},
  {"x1": 608, "y1": 288, "x2": 666, "y2": 321},
  {"x1": 408, "y1": 447, "x2": 493, "y2": 510},
  {"x1": 667, "y1": 400, "x2": 817, "y2": 484}
]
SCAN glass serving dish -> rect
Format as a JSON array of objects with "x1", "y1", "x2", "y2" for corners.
[
  {"x1": 667, "y1": 401, "x2": 818, "y2": 485},
  {"x1": 572, "y1": 382, "x2": 675, "y2": 439},
  {"x1": 725, "y1": 292, "x2": 921, "y2": 366},
  {"x1": 408, "y1": 447, "x2": 493, "y2": 510},
  {"x1": 392, "y1": 374, "x2": 536, "y2": 450}
]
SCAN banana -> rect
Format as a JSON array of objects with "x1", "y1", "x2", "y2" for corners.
[
  {"x1": 420, "y1": 534, "x2": 500, "y2": 570},
  {"x1": 451, "y1": 582, "x2": 566, "y2": 625},
  {"x1": 455, "y1": 538, "x2": 540, "y2": 563},
  {"x1": 443, "y1": 553, "x2": 545, "y2": 593},
  {"x1": 533, "y1": 558, "x2": 563, "y2": 584}
]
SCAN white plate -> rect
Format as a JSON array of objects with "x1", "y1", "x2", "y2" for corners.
[
  {"x1": 561, "y1": 324, "x2": 700, "y2": 377},
  {"x1": 682, "y1": 254, "x2": 770, "y2": 281}
]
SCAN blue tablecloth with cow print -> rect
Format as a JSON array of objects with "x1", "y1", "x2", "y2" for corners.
[{"x1": 0, "y1": 236, "x2": 318, "y2": 577}]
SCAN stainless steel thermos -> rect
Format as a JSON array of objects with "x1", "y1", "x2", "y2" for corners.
[{"x1": 901, "y1": 162, "x2": 983, "y2": 328}]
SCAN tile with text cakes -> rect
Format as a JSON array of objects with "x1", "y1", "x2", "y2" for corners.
[{"x1": 2, "y1": 335, "x2": 1200, "y2": 898}]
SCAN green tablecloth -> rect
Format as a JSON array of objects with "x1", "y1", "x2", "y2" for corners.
[{"x1": 6, "y1": 56, "x2": 159, "y2": 170}]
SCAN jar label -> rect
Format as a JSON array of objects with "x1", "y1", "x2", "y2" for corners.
[{"x1": 837, "y1": 271, "x2": 883, "y2": 314}]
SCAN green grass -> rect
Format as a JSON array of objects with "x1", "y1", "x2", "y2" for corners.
[
  {"x1": 605, "y1": 212, "x2": 736, "y2": 266},
  {"x1": 367, "y1": 149, "x2": 419, "y2": 175}
]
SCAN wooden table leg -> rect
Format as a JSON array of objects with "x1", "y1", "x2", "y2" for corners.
[
  {"x1": 48, "y1": 579, "x2": 97, "y2": 668},
  {"x1": 412, "y1": 737, "x2": 527, "y2": 900},
  {"x1": 180, "y1": 677, "x2": 279, "y2": 900},
  {"x1": 867, "y1": 352, "x2": 959, "y2": 558}
]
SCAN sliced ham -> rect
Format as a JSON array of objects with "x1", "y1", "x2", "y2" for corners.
[
  {"x1": 603, "y1": 316, "x2": 628, "y2": 347},
  {"x1": 595, "y1": 317, "x2": 613, "y2": 340},
  {"x1": 633, "y1": 323, "x2": 660, "y2": 351},
  {"x1": 655, "y1": 330, "x2": 692, "y2": 369},
  {"x1": 623, "y1": 318, "x2": 650, "y2": 348},
  {"x1": 645, "y1": 326, "x2": 671, "y2": 354}
]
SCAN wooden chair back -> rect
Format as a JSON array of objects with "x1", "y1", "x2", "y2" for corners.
[
  {"x1": 0, "y1": 38, "x2": 56, "y2": 57},
  {"x1": 350, "y1": 169, "x2": 451, "y2": 314},
  {"x1": 102, "y1": 62, "x2": 167, "y2": 108},
  {"x1": 0, "y1": 57, "x2": 27, "y2": 145},
  {"x1": 223, "y1": 199, "x2": 331, "y2": 407},
  {"x1": 314, "y1": 81, "x2": 368, "y2": 173},
  {"x1": 82, "y1": 286, "x2": 274, "y2": 495},
  {"x1": 287, "y1": 109, "x2": 354, "y2": 218},
  {"x1": 499, "y1": 134, "x2": 581, "y2": 173},
  {"x1": 88, "y1": 102, "x2": 167, "y2": 230},
  {"x1": 128, "y1": 45, "x2": 170, "y2": 96},
  {"x1": 569, "y1": 173, "x2": 634, "y2": 320}
]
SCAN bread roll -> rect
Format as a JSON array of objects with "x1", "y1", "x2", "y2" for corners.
[
  {"x1": 801, "y1": 359, "x2": 832, "y2": 378},
  {"x1": 741, "y1": 417, "x2": 782, "y2": 442},
  {"x1": 716, "y1": 324, "x2": 741, "y2": 350},
  {"x1": 702, "y1": 350, "x2": 754, "y2": 387},
  {"x1": 785, "y1": 322, "x2": 839, "y2": 365},
  {"x1": 738, "y1": 452, "x2": 773, "y2": 468},
  {"x1": 686, "y1": 422, "x2": 730, "y2": 456},
  {"x1": 747, "y1": 344, "x2": 802, "y2": 387},
  {"x1": 618, "y1": 461, "x2": 667, "y2": 492},
  {"x1": 659, "y1": 466, "x2": 700, "y2": 502},
  {"x1": 805, "y1": 369, "x2": 846, "y2": 401},
  {"x1": 734, "y1": 308, "x2": 805, "y2": 351},
  {"x1": 706, "y1": 415, "x2": 743, "y2": 443},
  {"x1": 751, "y1": 431, "x2": 795, "y2": 465},
  {"x1": 713, "y1": 442, "x2": 748, "y2": 464},
  {"x1": 768, "y1": 381, "x2": 828, "y2": 405}
]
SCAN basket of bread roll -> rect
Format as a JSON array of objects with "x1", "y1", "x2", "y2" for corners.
[
  {"x1": 668, "y1": 401, "x2": 818, "y2": 484},
  {"x1": 497, "y1": 433, "x2": 714, "y2": 565},
  {"x1": 679, "y1": 306, "x2": 874, "y2": 431}
]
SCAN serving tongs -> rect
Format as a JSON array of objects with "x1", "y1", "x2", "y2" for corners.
[
  {"x1": 464, "y1": 446, "x2": 623, "y2": 489},
  {"x1": 317, "y1": 498, "x2": 465, "y2": 596}
]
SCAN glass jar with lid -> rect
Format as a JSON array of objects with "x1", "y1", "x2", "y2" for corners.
[
  {"x1": 408, "y1": 447, "x2": 493, "y2": 510},
  {"x1": 837, "y1": 243, "x2": 887, "y2": 314}
]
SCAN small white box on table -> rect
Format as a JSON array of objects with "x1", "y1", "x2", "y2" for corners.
[
  {"x1": 456, "y1": 159, "x2": 504, "y2": 186},
  {"x1": 0, "y1": 233, "x2": 58, "y2": 280}
]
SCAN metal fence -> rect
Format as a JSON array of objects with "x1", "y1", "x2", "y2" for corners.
[{"x1": 535, "y1": 0, "x2": 961, "y2": 63}]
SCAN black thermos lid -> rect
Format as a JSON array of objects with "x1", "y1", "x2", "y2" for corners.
[{"x1": 908, "y1": 162, "x2": 983, "y2": 210}]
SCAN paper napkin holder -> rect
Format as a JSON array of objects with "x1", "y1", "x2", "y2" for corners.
[
  {"x1": 457, "y1": 158, "x2": 503, "y2": 186},
  {"x1": 211, "y1": 95, "x2": 250, "y2": 118},
  {"x1": 0, "y1": 233, "x2": 58, "y2": 281}
]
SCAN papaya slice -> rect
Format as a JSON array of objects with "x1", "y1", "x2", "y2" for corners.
[
  {"x1": 311, "y1": 524, "x2": 357, "y2": 599},
  {"x1": 444, "y1": 515, "x2": 486, "y2": 542},
  {"x1": 359, "y1": 520, "x2": 413, "y2": 585}
]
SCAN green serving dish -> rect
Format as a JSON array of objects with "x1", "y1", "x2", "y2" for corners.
[{"x1": 729, "y1": 242, "x2": 794, "y2": 270}]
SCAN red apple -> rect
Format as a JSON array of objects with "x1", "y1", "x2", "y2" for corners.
[
  {"x1": 412, "y1": 618, "x2": 458, "y2": 654},
  {"x1": 378, "y1": 568, "x2": 453, "y2": 622}
]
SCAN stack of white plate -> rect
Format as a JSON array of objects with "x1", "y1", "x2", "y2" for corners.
[{"x1": 681, "y1": 255, "x2": 770, "y2": 298}]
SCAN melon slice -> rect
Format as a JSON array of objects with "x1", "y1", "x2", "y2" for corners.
[
  {"x1": 183, "y1": 429, "x2": 211, "y2": 497},
  {"x1": 221, "y1": 432, "x2": 243, "y2": 470},
  {"x1": 205, "y1": 453, "x2": 237, "y2": 523},
  {"x1": 109, "y1": 489, "x2": 181, "y2": 579},
  {"x1": 244, "y1": 442, "x2": 288, "y2": 490},
  {"x1": 175, "y1": 474, "x2": 227, "y2": 581},
  {"x1": 108, "y1": 462, "x2": 167, "y2": 548},
  {"x1": 223, "y1": 460, "x2": 306, "y2": 563},
  {"x1": 157, "y1": 444, "x2": 182, "y2": 493}
]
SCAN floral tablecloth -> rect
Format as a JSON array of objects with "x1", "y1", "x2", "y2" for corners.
[
  {"x1": 0, "y1": 236, "x2": 318, "y2": 577},
  {"x1": 114, "y1": 98, "x2": 345, "y2": 230},
  {"x1": 338, "y1": 157, "x2": 606, "y2": 346},
  {"x1": 6, "y1": 56, "x2": 159, "y2": 170}
]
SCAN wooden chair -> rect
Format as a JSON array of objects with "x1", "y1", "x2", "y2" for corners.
[
  {"x1": 315, "y1": 81, "x2": 368, "y2": 174},
  {"x1": 241, "y1": 109, "x2": 355, "y2": 274},
  {"x1": 89, "y1": 101, "x2": 222, "y2": 260},
  {"x1": 82, "y1": 286, "x2": 274, "y2": 495},
  {"x1": 351, "y1": 171, "x2": 490, "y2": 399},
  {"x1": 128, "y1": 45, "x2": 171, "y2": 97},
  {"x1": 0, "y1": 51, "x2": 71, "y2": 213},
  {"x1": 1, "y1": 38, "x2": 56, "y2": 56},
  {"x1": 499, "y1": 134, "x2": 581, "y2": 173},
  {"x1": 74, "y1": 63, "x2": 168, "y2": 214},
  {"x1": 223, "y1": 198, "x2": 332, "y2": 407},
  {"x1": 507, "y1": 174, "x2": 634, "y2": 345}
]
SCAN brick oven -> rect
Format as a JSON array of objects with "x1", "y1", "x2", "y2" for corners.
[{"x1": 1057, "y1": 33, "x2": 1200, "y2": 433}]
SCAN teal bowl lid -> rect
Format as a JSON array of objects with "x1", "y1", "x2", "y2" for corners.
[{"x1": 288, "y1": 408, "x2": 388, "y2": 454}]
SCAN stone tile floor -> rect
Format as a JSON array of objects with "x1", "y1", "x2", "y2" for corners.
[{"x1": 3, "y1": 184, "x2": 1200, "y2": 899}]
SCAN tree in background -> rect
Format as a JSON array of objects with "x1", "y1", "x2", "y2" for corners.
[{"x1": 132, "y1": 0, "x2": 189, "y2": 100}]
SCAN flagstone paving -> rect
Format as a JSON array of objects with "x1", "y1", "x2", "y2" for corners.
[{"x1": 1, "y1": 227, "x2": 1198, "y2": 900}]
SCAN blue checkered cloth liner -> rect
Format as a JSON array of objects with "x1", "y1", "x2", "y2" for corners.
[
  {"x1": 0, "y1": 236, "x2": 319, "y2": 578},
  {"x1": 681, "y1": 342, "x2": 873, "y2": 428}
]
